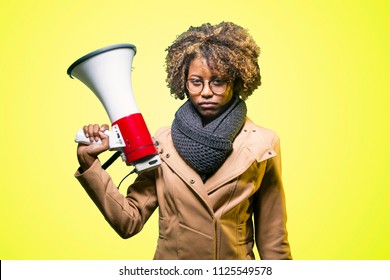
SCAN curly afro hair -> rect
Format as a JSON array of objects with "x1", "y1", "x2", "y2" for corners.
[{"x1": 165, "y1": 22, "x2": 261, "y2": 100}]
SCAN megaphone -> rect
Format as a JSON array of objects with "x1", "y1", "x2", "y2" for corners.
[{"x1": 67, "y1": 44, "x2": 161, "y2": 173}]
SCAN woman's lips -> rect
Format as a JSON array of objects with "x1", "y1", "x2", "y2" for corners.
[{"x1": 198, "y1": 102, "x2": 217, "y2": 109}]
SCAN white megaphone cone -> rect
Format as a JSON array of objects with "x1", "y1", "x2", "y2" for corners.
[{"x1": 67, "y1": 44, "x2": 160, "y2": 173}]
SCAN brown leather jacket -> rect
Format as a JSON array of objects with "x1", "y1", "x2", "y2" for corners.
[{"x1": 75, "y1": 119, "x2": 292, "y2": 260}]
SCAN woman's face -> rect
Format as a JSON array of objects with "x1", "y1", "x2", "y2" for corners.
[{"x1": 187, "y1": 57, "x2": 234, "y2": 123}]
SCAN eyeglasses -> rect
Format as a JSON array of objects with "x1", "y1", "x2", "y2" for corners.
[{"x1": 186, "y1": 79, "x2": 230, "y2": 95}]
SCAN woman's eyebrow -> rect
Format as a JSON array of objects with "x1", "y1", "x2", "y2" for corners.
[
  {"x1": 188, "y1": 74, "x2": 221, "y2": 80},
  {"x1": 188, "y1": 74, "x2": 203, "y2": 79}
]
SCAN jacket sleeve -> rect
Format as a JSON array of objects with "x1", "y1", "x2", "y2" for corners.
[
  {"x1": 74, "y1": 159, "x2": 158, "y2": 239},
  {"x1": 254, "y1": 134, "x2": 292, "y2": 260}
]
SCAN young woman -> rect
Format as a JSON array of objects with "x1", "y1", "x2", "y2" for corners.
[{"x1": 75, "y1": 22, "x2": 292, "y2": 260}]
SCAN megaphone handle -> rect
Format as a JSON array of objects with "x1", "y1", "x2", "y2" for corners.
[
  {"x1": 74, "y1": 127, "x2": 125, "y2": 149},
  {"x1": 74, "y1": 128, "x2": 108, "y2": 145}
]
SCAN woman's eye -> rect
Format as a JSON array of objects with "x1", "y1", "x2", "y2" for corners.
[
  {"x1": 190, "y1": 79, "x2": 203, "y2": 86},
  {"x1": 211, "y1": 79, "x2": 225, "y2": 86}
]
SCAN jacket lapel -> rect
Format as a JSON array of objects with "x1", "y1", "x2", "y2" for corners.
[
  {"x1": 204, "y1": 120, "x2": 277, "y2": 193},
  {"x1": 156, "y1": 128, "x2": 214, "y2": 215}
]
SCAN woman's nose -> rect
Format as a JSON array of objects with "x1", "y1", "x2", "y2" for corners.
[{"x1": 200, "y1": 82, "x2": 213, "y2": 97}]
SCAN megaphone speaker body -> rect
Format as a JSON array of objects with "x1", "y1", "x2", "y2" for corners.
[{"x1": 68, "y1": 44, "x2": 160, "y2": 171}]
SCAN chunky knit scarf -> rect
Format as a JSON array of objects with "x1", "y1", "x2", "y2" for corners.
[{"x1": 171, "y1": 96, "x2": 247, "y2": 181}]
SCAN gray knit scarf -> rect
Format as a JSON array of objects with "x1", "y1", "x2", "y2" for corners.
[{"x1": 171, "y1": 96, "x2": 247, "y2": 181}]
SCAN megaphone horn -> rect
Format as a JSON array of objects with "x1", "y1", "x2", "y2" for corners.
[{"x1": 67, "y1": 44, "x2": 161, "y2": 173}]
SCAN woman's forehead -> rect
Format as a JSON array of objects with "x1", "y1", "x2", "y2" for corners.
[{"x1": 189, "y1": 56, "x2": 226, "y2": 77}]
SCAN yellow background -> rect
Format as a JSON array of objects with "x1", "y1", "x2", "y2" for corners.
[{"x1": 1, "y1": 0, "x2": 389, "y2": 259}]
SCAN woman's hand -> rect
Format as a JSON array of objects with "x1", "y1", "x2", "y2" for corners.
[{"x1": 77, "y1": 124, "x2": 110, "y2": 171}]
